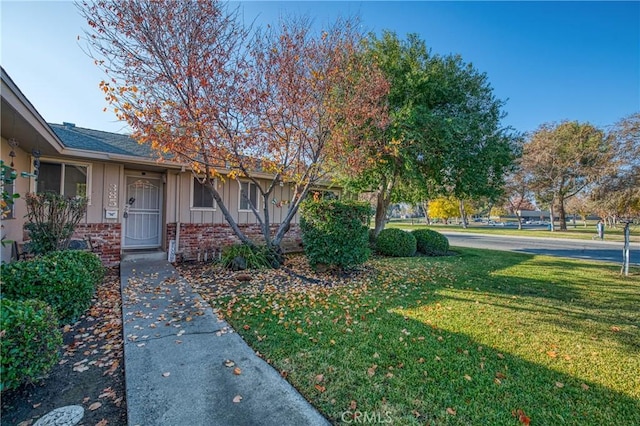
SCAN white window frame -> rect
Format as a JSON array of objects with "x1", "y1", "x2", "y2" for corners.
[
  {"x1": 190, "y1": 176, "x2": 217, "y2": 211},
  {"x1": 32, "y1": 157, "x2": 92, "y2": 205},
  {"x1": 238, "y1": 180, "x2": 259, "y2": 212}
]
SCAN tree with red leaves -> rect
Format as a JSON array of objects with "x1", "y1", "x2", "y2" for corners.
[{"x1": 78, "y1": 0, "x2": 388, "y2": 258}]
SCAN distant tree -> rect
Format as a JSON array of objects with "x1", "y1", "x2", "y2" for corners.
[
  {"x1": 590, "y1": 113, "x2": 640, "y2": 222},
  {"x1": 79, "y1": 1, "x2": 388, "y2": 258},
  {"x1": 502, "y1": 158, "x2": 535, "y2": 229},
  {"x1": 522, "y1": 121, "x2": 613, "y2": 231},
  {"x1": 428, "y1": 197, "x2": 461, "y2": 224},
  {"x1": 565, "y1": 194, "x2": 592, "y2": 227}
]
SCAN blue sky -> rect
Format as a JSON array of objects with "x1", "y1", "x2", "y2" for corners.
[{"x1": 1, "y1": 1, "x2": 638, "y2": 136}]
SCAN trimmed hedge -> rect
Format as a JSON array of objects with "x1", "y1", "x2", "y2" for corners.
[
  {"x1": 300, "y1": 198, "x2": 371, "y2": 269},
  {"x1": 0, "y1": 298, "x2": 62, "y2": 392},
  {"x1": 412, "y1": 229, "x2": 450, "y2": 256},
  {"x1": 0, "y1": 250, "x2": 102, "y2": 324},
  {"x1": 375, "y1": 228, "x2": 417, "y2": 257}
]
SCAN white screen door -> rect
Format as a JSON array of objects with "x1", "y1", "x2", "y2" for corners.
[{"x1": 124, "y1": 177, "x2": 162, "y2": 248}]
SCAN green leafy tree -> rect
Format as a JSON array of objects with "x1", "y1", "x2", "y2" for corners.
[
  {"x1": 523, "y1": 121, "x2": 613, "y2": 231},
  {"x1": 347, "y1": 31, "x2": 518, "y2": 236}
]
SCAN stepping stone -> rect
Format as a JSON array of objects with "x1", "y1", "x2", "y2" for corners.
[{"x1": 33, "y1": 406, "x2": 84, "y2": 426}]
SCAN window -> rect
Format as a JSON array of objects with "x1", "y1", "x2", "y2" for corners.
[
  {"x1": 191, "y1": 177, "x2": 216, "y2": 209},
  {"x1": 37, "y1": 161, "x2": 89, "y2": 198},
  {"x1": 239, "y1": 181, "x2": 258, "y2": 211}
]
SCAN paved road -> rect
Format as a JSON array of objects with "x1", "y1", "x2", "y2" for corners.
[{"x1": 439, "y1": 231, "x2": 640, "y2": 265}]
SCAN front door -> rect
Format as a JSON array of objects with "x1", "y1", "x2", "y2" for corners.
[{"x1": 123, "y1": 176, "x2": 162, "y2": 249}]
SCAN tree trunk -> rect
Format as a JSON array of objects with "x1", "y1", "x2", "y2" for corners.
[
  {"x1": 459, "y1": 200, "x2": 468, "y2": 229},
  {"x1": 372, "y1": 176, "x2": 394, "y2": 238},
  {"x1": 516, "y1": 214, "x2": 523, "y2": 230},
  {"x1": 558, "y1": 195, "x2": 567, "y2": 230},
  {"x1": 549, "y1": 203, "x2": 556, "y2": 232}
]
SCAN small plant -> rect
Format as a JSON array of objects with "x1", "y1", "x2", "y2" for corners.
[
  {"x1": 0, "y1": 250, "x2": 98, "y2": 324},
  {"x1": 220, "y1": 244, "x2": 272, "y2": 270},
  {"x1": 0, "y1": 298, "x2": 62, "y2": 392},
  {"x1": 23, "y1": 192, "x2": 88, "y2": 255},
  {"x1": 375, "y1": 228, "x2": 417, "y2": 257},
  {"x1": 300, "y1": 198, "x2": 371, "y2": 270},
  {"x1": 412, "y1": 228, "x2": 450, "y2": 256}
]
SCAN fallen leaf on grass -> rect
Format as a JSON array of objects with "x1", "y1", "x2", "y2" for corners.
[
  {"x1": 546, "y1": 351, "x2": 557, "y2": 358},
  {"x1": 367, "y1": 365, "x2": 377, "y2": 376},
  {"x1": 581, "y1": 383, "x2": 590, "y2": 391},
  {"x1": 314, "y1": 384, "x2": 326, "y2": 393},
  {"x1": 611, "y1": 326, "x2": 621, "y2": 332},
  {"x1": 512, "y1": 409, "x2": 530, "y2": 425},
  {"x1": 17, "y1": 421, "x2": 33, "y2": 426},
  {"x1": 446, "y1": 407, "x2": 456, "y2": 416},
  {"x1": 496, "y1": 353, "x2": 504, "y2": 359},
  {"x1": 464, "y1": 374, "x2": 472, "y2": 381},
  {"x1": 88, "y1": 402, "x2": 102, "y2": 411},
  {"x1": 233, "y1": 395, "x2": 243, "y2": 403},
  {"x1": 349, "y1": 400, "x2": 357, "y2": 410},
  {"x1": 555, "y1": 381, "x2": 564, "y2": 388},
  {"x1": 315, "y1": 373, "x2": 324, "y2": 383}
]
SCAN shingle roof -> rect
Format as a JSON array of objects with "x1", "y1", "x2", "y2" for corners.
[{"x1": 49, "y1": 123, "x2": 155, "y2": 158}]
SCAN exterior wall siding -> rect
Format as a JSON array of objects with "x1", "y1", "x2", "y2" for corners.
[{"x1": 166, "y1": 223, "x2": 303, "y2": 262}]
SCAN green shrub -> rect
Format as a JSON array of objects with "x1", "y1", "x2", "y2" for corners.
[
  {"x1": 375, "y1": 228, "x2": 417, "y2": 257},
  {"x1": 0, "y1": 250, "x2": 99, "y2": 324},
  {"x1": 300, "y1": 198, "x2": 371, "y2": 269},
  {"x1": 221, "y1": 244, "x2": 273, "y2": 270},
  {"x1": 412, "y1": 229, "x2": 450, "y2": 256},
  {"x1": 47, "y1": 250, "x2": 105, "y2": 284},
  {"x1": 24, "y1": 192, "x2": 88, "y2": 255},
  {"x1": 0, "y1": 298, "x2": 62, "y2": 392}
]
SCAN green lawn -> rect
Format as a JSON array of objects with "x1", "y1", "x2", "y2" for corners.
[
  {"x1": 193, "y1": 250, "x2": 640, "y2": 425},
  {"x1": 386, "y1": 220, "x2": 640, "y2": 243}
]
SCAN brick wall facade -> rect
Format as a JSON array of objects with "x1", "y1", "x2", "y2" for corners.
[
  {"x1": 166, "y1": 223, "x2": 302, "y2": 262},
  {"x1": 73, "y1": 223, "x2": 122, "y2": 267}
]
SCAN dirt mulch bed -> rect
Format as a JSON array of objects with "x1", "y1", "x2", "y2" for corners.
[{"x1": 1, "y1": 270, "x2": 127, "y2": 426}]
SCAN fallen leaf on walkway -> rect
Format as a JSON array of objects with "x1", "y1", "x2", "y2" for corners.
[
  {"x1": 233, "y1": 367, "x2": 242, "y2": 375},
  {"x1": 88, "y1": 402, "x2": 102, "y2": 411},
  {"x1": 233, "y1": 395, "x2": 243, "y2": 403},
  {"x1": 162, "y1": 372, "x2": 171, "y2": 377},
  {"x1": 224, "y1": 359, "x2": 235, "y2": 367},
  {"x1": 95, "y1": 420, "x2": 109, "y2": 426}
]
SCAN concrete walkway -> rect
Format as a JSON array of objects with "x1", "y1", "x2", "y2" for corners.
[{"x1": 120, "y1": 256, "x2": 329, "y2": 426}]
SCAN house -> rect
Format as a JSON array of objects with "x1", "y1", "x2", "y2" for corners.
[{"x1": 1, "y1": 67, "x2": 325, "y2": 266}]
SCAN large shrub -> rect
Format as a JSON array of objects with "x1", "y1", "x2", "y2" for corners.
[
  {"x1": 412, "y1": 229, "x2": 450, "y2": 256},
  {"x1": 23, "y1": 192, "x2": 88, "y2": 255},
  {"x1": 375, "y1": 228, "x2": 417, "y2": 257},
  {"x1": 0, "y1": 250, "x2": 100, "y2": 323},
  {"x1": 0, "y1": 298, "x2": 62, "y2": 392},
  {"x1": 300, "y1": 198, "x2": 371, "y2": 269}
]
